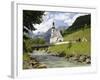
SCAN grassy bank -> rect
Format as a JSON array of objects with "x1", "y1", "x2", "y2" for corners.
[
  {"x1": 48, "y1": 42, "x2": 90, "y2": 56},
  {"x1": 64, "y1": 28, "x2": 91, "y2": 41}
]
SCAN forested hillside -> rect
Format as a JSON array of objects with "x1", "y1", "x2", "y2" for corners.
[{"x1": 62, "y1": 14, "x2": 91, "y2": 35}]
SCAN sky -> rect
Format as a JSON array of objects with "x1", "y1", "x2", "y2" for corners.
[{"x1": 33, "y1": 11, "x2": 88, "y2": 34}]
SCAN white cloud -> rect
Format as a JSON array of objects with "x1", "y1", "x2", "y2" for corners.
[
  {"x1": 54, "y1": 13, "x2": 69, "y2": 20},
  {"x1": 64, "y1": 13, "x2": 88, "y2": 26},
  {"x1": 33, "y1": 18, "x2": 53, "y2": 34},
  {"x1": 64, "y1": 19, "x2": 72, "y2": 26},
  {"x1": 33, "y1": 12, "x2": 88, "y2": 34}
]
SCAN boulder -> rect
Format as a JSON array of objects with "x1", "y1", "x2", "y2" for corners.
[
  {"x1": 71, "y1": 56, "x2": 78, "y2": 61},
  {"x1": 79, "y1": 55, "x2": 86, "y2": 62},
  {"x1": 86, "y1": 58, "x2": 91, "y2": 64},
  {"x1": 37, "y1": 64, "x2": 47, "y2": 68}
]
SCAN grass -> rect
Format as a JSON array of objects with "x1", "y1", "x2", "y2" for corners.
[
  {"x1": 23, "y1": 53, "x2": 30, "y2": 61},
  {"x1": 48, "y1": 42, "x2": 90, "y2": 56},
  {"x1": 64, "y1": 28, "x2": 91, "y2": 41},
  {"x1": 48, "y1": 28, "x2": 91, "y2": 56}
]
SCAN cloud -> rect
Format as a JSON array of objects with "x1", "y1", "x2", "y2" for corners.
[
  {"x1": 64, "y1": 13, "x2": 88, "y2": 26},
  {"x1": 33, "y1": 18, "x2": 53, "y2": 34},
  {"x1": 54, "y1": 13, "x2": 69, "y2": 20},
  {"x1": 33, "y1": 11, "x2": 88, "y2": 34}
]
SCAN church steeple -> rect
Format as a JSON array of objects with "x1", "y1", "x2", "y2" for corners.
[
  {"x1": 50, "y1": 21, "x2": 63, "y2": 43},
  {"x1": 52, "y1": 22, "x2": 55, "y2": 29}
]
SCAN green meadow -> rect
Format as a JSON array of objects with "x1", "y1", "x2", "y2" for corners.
[{"x1": 48, "y1": 28, "x2": 91, "y2": 57}]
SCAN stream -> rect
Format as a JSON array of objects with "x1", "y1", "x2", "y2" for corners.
[{"x1": 30, "y1": 50, "x2": 89, "y2": 68}]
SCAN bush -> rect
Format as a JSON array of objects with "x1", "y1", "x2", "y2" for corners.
[
  {"x1": 33, "y1": 38, "x2": 45, "y2": 44},
  {"x1": 23, "y1": 35, "x2": 46, "y2": 53},
  {"x1": 23, "y1": 39, "x2": 34, "y2": 53}
]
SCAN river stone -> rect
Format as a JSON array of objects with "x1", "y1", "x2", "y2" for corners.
[
  {"x1": 79, "y1": 55, "x2": 86, "y2": 62},
  {"x1": 86, "y1": 58, "x2": 91, "y2": 64},
  {"x1": 86, "y1": 55, "x2": 91, "y2": 59},
  {"x1": 33, "y1": 64, "x2": 39, "y2": 68},
  {"x1": 37, "y1": 64, "x2": 47, "y2": 68},
  {"x1": 71, "y1": 56, "x2": 78, "y2": 61},
  {"x1": 30, "y1": 61, "x2": 38, "y2": 66}
]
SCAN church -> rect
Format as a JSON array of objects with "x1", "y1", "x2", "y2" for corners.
[
  {"x1": 50, "y1": 22, "x2": 63, "y2": 43},
  {"x1": 44, "y1": 22, "x2": 63, "y2": 44}
]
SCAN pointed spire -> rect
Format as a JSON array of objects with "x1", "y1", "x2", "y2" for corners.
[
  {"x1": 53, "y1": 22, "x2": 54, "y2": 26},
  {"x1": 52, "y1": 21, "x2": 55, "y2": 29}
]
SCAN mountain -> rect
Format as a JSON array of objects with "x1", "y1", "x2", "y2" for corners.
[{"x1": 62, "y1": 14, "x2": 91, "y2": 35}]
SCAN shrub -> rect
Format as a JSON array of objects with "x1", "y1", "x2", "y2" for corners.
[{"x1": 23, "y1": 35, "x2": 46, "y2": 53}]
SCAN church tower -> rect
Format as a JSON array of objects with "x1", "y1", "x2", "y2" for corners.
[
  {"x1": 51, "y1": 22, "x2": 55, "y2": 36},
  {"x1": 50, "y1": 22, "x2": 63, "y2": 43},
  {"x1": 52, "y1": 21, "x2": 55, "y2": 29}
]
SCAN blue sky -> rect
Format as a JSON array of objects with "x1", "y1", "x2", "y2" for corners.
[{"x1": 33, "y1": 11, "x2": 88, "y2": 34}]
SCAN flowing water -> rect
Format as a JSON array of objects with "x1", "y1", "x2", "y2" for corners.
[{"x1": 30, "y1": 50, "x2": 89, "y2": 68}]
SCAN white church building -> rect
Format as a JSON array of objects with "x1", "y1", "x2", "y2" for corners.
[{"x1": 49, "y1": 22, "x2": 63, "y2": 44}]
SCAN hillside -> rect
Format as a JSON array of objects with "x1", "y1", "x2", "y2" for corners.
[
  {"x1": 48, "y1": 28, "x2": 91, "y2": 56},
  {"x1": 62, "y1": 14, "x2": 91, "y2": 35},
  {"x1": 64, "y1": 28, "x2": 91, "y2": 41}
]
